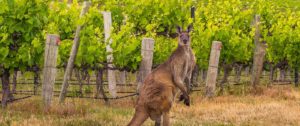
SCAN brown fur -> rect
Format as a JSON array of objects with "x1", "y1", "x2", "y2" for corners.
[{"x1": 128, "y1": 26, "x2": 195, "y2": 126}]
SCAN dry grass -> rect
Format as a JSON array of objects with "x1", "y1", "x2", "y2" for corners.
[{"x1": 1, "y1": 85, "x2": 300, "y2": 126}]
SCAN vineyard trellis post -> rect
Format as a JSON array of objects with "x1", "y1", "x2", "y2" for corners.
[
  {"x1": 59, "y1": 1, "x2": 91, "y2": 103},
  {"x1": 42, "y1": 34, "x2": 59, "y2": 110},
  {"x1": 205, "y1": 41, "x2": 222, "y2": 98},
  {"x1": 137, "y1": 38, "x2": 155, "y2": 92},
  {"x1": 251, "y1": 15, "x2": 267, "y2": 90},
  {"x1": 102, "y1": 11, "x2": 117, "y2": 98},
  {"x1": 118, "y1": 71, "x2": 126, "y2": 92},
  {"x1": 295, "y1": 67, "x2": 299, "y2": 87}
]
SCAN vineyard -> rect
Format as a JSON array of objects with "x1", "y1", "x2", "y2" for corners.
[{"x1": 1, "y1": 0, "x2": 300, "y2": 125}]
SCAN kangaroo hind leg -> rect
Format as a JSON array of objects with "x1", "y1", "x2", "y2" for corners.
[
  {"x1": 154, "y1": 116, "x2": 162, "y2": 126},
  {"x1": 163, "y1": 112, "x2": 170, "y2": 126}
]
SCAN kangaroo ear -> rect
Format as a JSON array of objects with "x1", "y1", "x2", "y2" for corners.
[
  {"x1": 176, "y1": 25, "x2": 182, "y2": 34},
  {"x1": 187, "y1": 24, "x2": 193, "y2": 33}
]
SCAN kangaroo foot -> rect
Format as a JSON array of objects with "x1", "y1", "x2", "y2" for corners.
[{"x1": 179, "y1": 94, "x2": 190, "y2": 106}]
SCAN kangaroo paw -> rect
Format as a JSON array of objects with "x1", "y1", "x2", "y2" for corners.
[
  {"x1": 184, "y1": 96, "x2": 190, "y2": 106},
  {"x1": 179, "y1": 94, "x2": 185, "y2": 102},
  {"x1": 179, "y1": 94, "x2": 190, "y2": 106}
]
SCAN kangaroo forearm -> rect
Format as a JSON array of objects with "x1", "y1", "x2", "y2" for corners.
[
  {"x1": 174, "y1": 79, "x2": 188, "y2": 95},
  {"x1": 185, "y1": 69, "x2": 193, "y2": 93},
  {"x1": 184, "y1": 78, "x2": 191, "y2": 94}
]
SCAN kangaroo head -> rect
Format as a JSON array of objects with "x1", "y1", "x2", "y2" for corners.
[{"x1": 176, "y1": 25, "x2": 192, "y2": 46}]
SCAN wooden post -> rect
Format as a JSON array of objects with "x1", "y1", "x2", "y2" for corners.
[
  {"x1": 137, "y1": 38, "x2": 155, "y2": 92},
  {"x1": 251, "y1": 15, "x2": 267, "y2": 89},
  {"x1": 191, "y1": 6, "x2": 195, "y2": 22},
  {"x1": 205, "y1": 41, "x2": 222, "y2": 98},
  {"x1": 119, "y1": 71, "x2": 126, "y2": 85},
  {"x1": 117, "y1": 71, "x2": 126, "y2": 92},
  {"x1": 42, "y1": 34, "x2": 59, "y2": 109},
  {"x1": 59, "y1": 1, "x2": 91, "y2": 103},
  {"x1": 102, "y1": 11, "x2": 117, "y2": 98},
  {"x1": 295, "y1": 67, "x2": 298, "y2": 87}
]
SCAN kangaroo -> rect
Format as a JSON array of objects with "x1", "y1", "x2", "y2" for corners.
[{"x1": 128, "y1": 25, "x2": 195, "y2": 126}]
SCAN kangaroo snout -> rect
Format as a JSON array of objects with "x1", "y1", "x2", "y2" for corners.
[{"x1": 183, "y1": 40, "x2": 188, "y2": 44}]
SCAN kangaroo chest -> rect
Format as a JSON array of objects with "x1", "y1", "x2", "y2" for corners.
[
  {"x1": 183, "y1": 48, "x2": 195, "y2": 66},
  {"x1": 179, "y1": 49, "x2": 194, "y2": 76}
]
